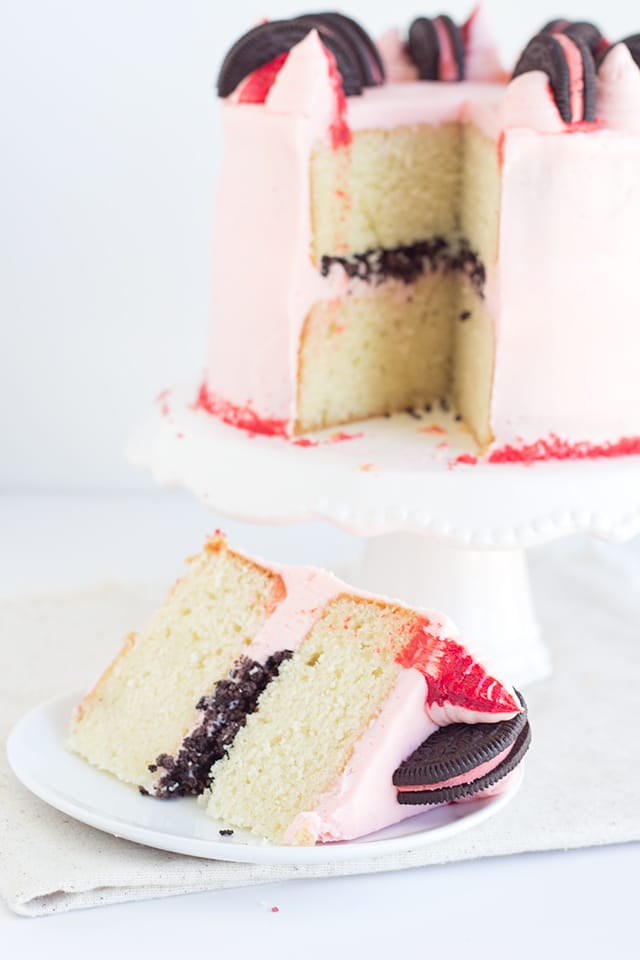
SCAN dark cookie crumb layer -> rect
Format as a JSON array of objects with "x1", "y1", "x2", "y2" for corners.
[
  {"x1": 320, "y1": 236, "x2": 486, "y2": 294},
  {"x1": 146, "y1": 650, "x2": 293, "y2": 799}
]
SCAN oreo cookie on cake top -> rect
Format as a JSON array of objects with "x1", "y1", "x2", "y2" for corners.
[
  {"x1": 394, "y1": 691, "x2": 531, "y2": 805},
  {"x1": 513, "y1": 31, "x2": 597, "y2": 124},
  {"x1": 407, "y1": 14, "x2": 465, "y2": 81},
  {"x1": 217, "y1": 12, "x2": 384, "y2": 99}
]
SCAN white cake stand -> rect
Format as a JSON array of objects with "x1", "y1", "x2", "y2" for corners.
[{"x1": 129, "y1": 384, "x2": 640, "y2": 687}]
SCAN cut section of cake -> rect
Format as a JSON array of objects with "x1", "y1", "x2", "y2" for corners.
[
  {"x1": 69, "y1": 533, "x2": 528, "y2": 845},
  {"x1": 202, "y1": 8, "x2": 640, "y2": 459}
]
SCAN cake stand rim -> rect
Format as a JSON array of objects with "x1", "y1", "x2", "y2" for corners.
[{"x1": 128, "y1": 383, "x2": 640, "y2": 548}]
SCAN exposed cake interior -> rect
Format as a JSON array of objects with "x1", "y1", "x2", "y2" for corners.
[
  {"x1": 68, "y1": 537, "x2": 285, "y2": 792},
  {"x1": 204, "y1": 595, "x2": 419, "y2": 843},
  {"x1": 297, "y1": 114, "x2": 501, "y2": 447}
]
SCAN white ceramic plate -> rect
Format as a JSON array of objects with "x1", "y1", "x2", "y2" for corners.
[{"x1": 7, "y1": 693, "x2": 523, "y2": 865}]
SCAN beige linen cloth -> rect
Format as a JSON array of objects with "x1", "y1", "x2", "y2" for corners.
[{"x1": 1, "y1": 537, "x2": 639, "y2": 916}]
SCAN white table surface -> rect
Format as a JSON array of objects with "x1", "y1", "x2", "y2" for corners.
[{"x1": 1, "y1": 491, "x2": 638, "y2": 956}]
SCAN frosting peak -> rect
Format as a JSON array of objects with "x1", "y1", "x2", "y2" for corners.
[
  {"x1": 502, "y1": 71, "x2": 565, "y2": 132},
  {"x1": 266, "y1": 30, "x2": 334, "y2": 121},
  {"x1": 596, "y1": 42, "x2": 640, "y2": 133},
  {"x1": 463, "y1": 4, "x2": 506, "y2": 82}
]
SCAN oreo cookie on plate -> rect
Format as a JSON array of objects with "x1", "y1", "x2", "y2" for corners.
[{"x1": 394, "y1": 691, "x2": 531, "y2": 805}]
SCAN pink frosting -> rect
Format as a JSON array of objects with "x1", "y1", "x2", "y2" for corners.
[
  {"x1": 376, "y1": 28, "x2": 417, "y2": 83},
  {"x1": 596, "y1": 43, "x2": 640, "y2": 133},
  {"x1": 502, "y1": 71, "x2": 564, "y2": 133},
  {"x1": 492, "y1": 125, "x2": 640, "y2": 446},
  {"x1": 463, "y1": 5, "x2": 506, "y2": 83}
]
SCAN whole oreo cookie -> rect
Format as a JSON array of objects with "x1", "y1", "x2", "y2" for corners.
[
  {"x1": 407, "y1": 15, "x2": 465, "y2": 81},
  {"x1": 513, "y1": 31, "x2": 596, "y2": 124},
  {"x1": 598, "y1": 34, "x2": 640, "y2": 70},
  {"x1": 394, "y1": 691, "x2": 528, "y2": 789},
  {"x1": 217, "y1": 14, "x2": 384, "y2": 99},
  {"x1": 397, "y1": 721, "x2": 531, "y2": 805}
]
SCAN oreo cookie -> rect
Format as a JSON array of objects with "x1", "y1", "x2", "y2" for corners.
[
  {"x1": 217, "y1": 15, "x2": 383, "y2": 99},
  {"x1": 513, "y1": 31, "x2": 596, "y2": 124},
  {"x1": 407, "y1": 15, "x2": 465, "y2": 82},
  {"x1": 397, "y1": 722, "x2": 531, "y2": 805},
  {"x1": 598, "y1": 34, "x2": 640, "y2": 71},
  {"x1": 542, "y1": 19, "x2": 604, "y2": 57},
  {"x1": 394, "y1": 690, "x2": 530, "y2": 805}
]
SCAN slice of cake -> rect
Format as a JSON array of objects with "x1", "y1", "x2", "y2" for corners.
[
  {"x1": 69, "y1": 533, "x2": 528, "y2": 845},
  {"x1": 201, "y1": 8, "x2": 640, "y2": 460}
]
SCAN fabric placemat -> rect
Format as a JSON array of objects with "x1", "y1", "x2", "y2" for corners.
[{"x1": 1, "y1": 538, "x2": 639, "y2": 916}]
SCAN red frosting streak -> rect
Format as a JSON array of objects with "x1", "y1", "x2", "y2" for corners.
[
  {"x1": 321, "y1": 46, "x2": 352, "y2": 148},
  {"x1": 488, "y1": 434, "x2": 640, "y2": 464},
  {"x1": 553, "y1": 33, "x2": 584, "y2": 124},
  {"x1": 237, "y1": 53, "x2": 289, "y2": 104},
  {"x1": 396, "y1": 620, "x2": 520, "y2": 715},
  {"x1": 194, "y1": 383, "x2": 289, "y2": 438}
]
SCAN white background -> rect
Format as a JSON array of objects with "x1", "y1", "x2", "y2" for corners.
[
  {"x1": 2, "y1": 1, "x2": 639, "y2": 951},
  {"x1": 3, "y1": 0, "x2": 640, "y2": 492}
]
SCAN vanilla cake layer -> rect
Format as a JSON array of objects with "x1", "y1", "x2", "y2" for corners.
[
  {"x1": 297, "y1": 272, "x2": 456, "y2": 432},
  {"x1": 311, "y1": 125, "x2": 463, "y2": 261},
  {"x1": 205, "y1": 596, "x2": 414, "y2": 844},
  {"x1": 68, "y1": 538, "x2": 285, "y2": 792}
]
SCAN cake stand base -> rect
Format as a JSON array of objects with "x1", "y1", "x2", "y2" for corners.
[{"x1": 354, "y1": 534, "x2": 548, "y2": 687}]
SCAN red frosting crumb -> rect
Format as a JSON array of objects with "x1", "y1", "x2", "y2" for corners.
[
  {"x1": 396, "y1": 620, "x2": 520, "y2": 715},
  {"x1": 453, "y1": 453, "x2": 478, "y2": 466},
  {"x1": 488, "y1": 434, "x2": 640, "y2": 464},
  {"x1": 419, "y1": 424, "x2": 446, "y2": 435},
  {"x1": 156, "y1": 388, "x2": 170, "y2": 417},
  {"x1": 237, "y1": 53, "x2": 289, "y2": 103},
  {"x1": 194, "y1": 383, "x2": 290, "y2": 438},
  {"x1": 271, "y1": 906, "x2": 280, "y2": 914}
]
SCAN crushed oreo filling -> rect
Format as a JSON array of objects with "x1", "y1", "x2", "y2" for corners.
[
  {"x1": 320, "y1": 237, "x2": 486, "y2": 294},
  {"x1": 144, "y1": 650, "x2": 293, "y2": 799}
]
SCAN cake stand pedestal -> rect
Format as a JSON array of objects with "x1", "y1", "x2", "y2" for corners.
[{"x1": 129, "y1": 384, "x2": 640, "y2": 687}]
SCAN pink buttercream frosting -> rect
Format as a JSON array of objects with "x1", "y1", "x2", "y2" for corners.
[
  {"x1": 463, "y1": 5, "x2": 506, "y2": 82},
  {"x1": 376, "y1": 28, "x2": 417, "y2": 83},
  {"x1": 502, "y1": 71, "x2": 564, "y2": 132},
  {"x1": 596, "y1": 43, "x2": 640, "y2": 133}
]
